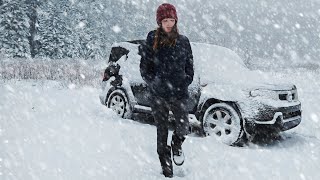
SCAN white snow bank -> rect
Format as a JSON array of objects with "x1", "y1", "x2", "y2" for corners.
[{"x1": 1, "y1": 73, "x2": 320, "y2": 179}]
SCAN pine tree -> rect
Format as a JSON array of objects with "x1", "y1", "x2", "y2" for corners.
[
  {"x1": 37, "y1": 0, "x2": 79, "y2": 59},
  {"x1": 25, "y1": 0, "x2": 40, "y2": 58},
  {"x1": 0, "y1": 0, "x2": 31, "y2": 58},
  {"x1": 73, "y1": 0, "x2": 111, "y2": 59},
  {"x1": 67, "y1": 1, "x2": 90, "y2": 59}
]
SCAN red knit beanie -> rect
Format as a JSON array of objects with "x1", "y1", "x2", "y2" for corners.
[{"x1": 156, "y1": 3, "x2": 178, "y2": 26}]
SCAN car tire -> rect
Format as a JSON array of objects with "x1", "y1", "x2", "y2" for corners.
[
  {"x1": 200, "y1": 102, "x2": 244, "y2": 146},
  {"x1": 106, "y1": 89, "x2": 132, "y2": 119}
]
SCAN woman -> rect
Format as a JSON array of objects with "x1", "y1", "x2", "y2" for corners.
[{"x1": 139, "y1": 3, "x2": 194, "y2": 178}]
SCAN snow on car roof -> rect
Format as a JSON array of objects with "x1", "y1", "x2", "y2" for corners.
[
  {"x1": 111, "y1": 41, "x2": 247, "y2": 71},
  {"x1": 111, "y1": 41, "x2": 263, "y2": 85}
]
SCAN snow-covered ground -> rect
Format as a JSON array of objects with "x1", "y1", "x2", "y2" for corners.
[{"x1": 1, "y1": 69, "x2": 320, "y2": 180}]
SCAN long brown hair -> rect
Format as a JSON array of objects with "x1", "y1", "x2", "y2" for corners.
[{"x1": 153, "y1": 23, "x2": 179, "y2": 50}]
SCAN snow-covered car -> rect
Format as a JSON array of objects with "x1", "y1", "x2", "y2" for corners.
[{"x1": 99, "y1": 40, "x2": 302, "y2": 145}]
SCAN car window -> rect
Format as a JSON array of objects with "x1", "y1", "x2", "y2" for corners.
[{"x1": 108, "y1": 46, "x2": 129, "y2": 63}]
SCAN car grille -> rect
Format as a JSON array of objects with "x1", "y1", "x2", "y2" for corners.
[{"x1": 283, "y1": 110, "x2": 301, "y2": 119}]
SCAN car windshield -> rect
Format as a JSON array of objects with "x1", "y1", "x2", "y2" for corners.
[{"x1": 191, "y1": 43, "x2": 260, "y2": 84}]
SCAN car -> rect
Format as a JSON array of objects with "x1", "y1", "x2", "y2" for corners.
[{"x1": 99, "y1": 40, "x2": 302, "y2": 145}]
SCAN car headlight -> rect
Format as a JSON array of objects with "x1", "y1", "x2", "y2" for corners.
[
  {"x1": 249, "y1": 89, "x2": 260, "y2": 97},
  {"x1": 295, "y1": 90, "x2": 299, "y2": 100},
  {"x1": 292, "y1": 85, "x2": 299, "y2": 100},
  {"x1": 249, "y1": 89, "x2": 278, "y2": 100}
]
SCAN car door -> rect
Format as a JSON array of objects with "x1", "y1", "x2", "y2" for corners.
[{"x1": 117, "y1": 43, "x2": 152, "y2": 106}]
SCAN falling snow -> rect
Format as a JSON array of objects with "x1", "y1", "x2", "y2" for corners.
[
  {"x1": 1, "y1": 0, "x2": 320, "y2": 179},
  {"x1": 112, "y1": 25, "x2": 122, "y2": 33}
]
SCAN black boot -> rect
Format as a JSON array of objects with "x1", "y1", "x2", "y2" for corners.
[
  {"x1": 171, "y1": 134, "x2": 185, "y2": 166},
  {"x1": 158, "y1": 146, "x2": 173, "y2": 178}
]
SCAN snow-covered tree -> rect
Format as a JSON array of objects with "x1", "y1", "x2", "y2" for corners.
[
  {"x1": 72, "y1": 0, "x2": 113, "y2": 59},
  {"x1": 0, "y1": 0, "x2": 31, "y2": 58},
  {"x1": 25, "y1": 0, "x2": 40, "y2": 58},
  {"x1": 37, "y1": 0, "x2": 79, "y2": 59}
]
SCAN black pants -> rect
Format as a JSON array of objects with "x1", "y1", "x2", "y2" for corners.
[{"x1": 150, "y1": 96, "x2": 190, "y2": 155}]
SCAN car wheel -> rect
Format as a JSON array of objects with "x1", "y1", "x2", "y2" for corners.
[
  {"x1": 201, "y1": 102, "x2": 244, "y2": 146},
  {"x1": 106, "y1": 89, "x2": 132, "y2": 119}
]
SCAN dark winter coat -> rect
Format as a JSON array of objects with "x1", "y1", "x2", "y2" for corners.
[{"x1": 139, "y1": 30, "x2": 194, "y2": 100}]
